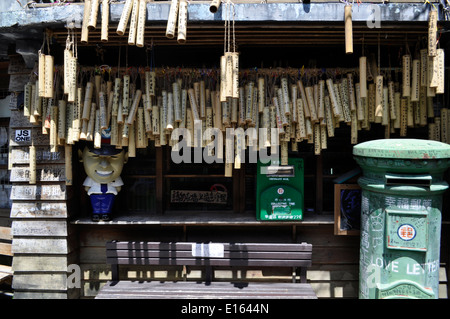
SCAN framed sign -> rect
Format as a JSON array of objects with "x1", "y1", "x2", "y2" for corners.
[{"x1": 334, "y1": 184, "x2": 361, "y2": 236}]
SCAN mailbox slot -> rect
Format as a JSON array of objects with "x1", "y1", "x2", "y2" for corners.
[
  {"x1": 261, "y1": 165, "x2": 295, "y2": 177},
  {"x1": 385, "y1": 174, "x2": 432, "y2": 189}
]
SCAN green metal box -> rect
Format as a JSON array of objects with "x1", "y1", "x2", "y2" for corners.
[
  {"x1": 353, "y1": 139, "x2": 450, "y2": 299},
  {"x1": 256, "y1": 158, "x2": 304, "y2": 221}
]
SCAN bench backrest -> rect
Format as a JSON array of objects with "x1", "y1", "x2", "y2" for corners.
[{"x1": 106, "y1": 241, "x2": 312, "y2": 282}]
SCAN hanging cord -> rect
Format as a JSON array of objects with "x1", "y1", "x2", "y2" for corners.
[
  {"x1": 117, "y1": 45, "x2": 121, "y2": 78},
  {"x1": 377, "y1": 33, "x2": 380, "y2": 76}
]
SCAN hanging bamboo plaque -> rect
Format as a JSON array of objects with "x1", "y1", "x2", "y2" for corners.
[
  {"x1": 402, "y1": 55, "x2": 411, "y2": 97},
  {"x1": 291, "y1": 84, "x2": 298, "y2": 123},
  {"x1": 117, "y1": 0, "x2": 133, "y2": 36},
  {"x1": 58, "y1": 100, "x2": 67, "y2": 142},
  {"x1": 428, "y1": 10, "x2": 438, "y2": 57},
  {"x1": 127, "y1": 89, "x2": 142, "y2": 125},
  {"x1": 410, "y1": 59, "x2": 420, "y2": 102},
  {"x1": 436, "y1": 48, "x2": 445, "y2": 94},
  {"x1": 128, "y1": 0, "x2": 139, "y2": 45},
  {"x1": 344, "y1": 5, "x2": 353, "y2": 54},
  {"x1": 388, "y1": 81, "x2": 396, "y2": 120},
  {"x1": 99, "y1": 92, "x2": 108, "y2": 129},
  {"x1": 82, "y1": 82, "x2": 94, "y2": 120},
  {"x1": 87, "y1": 0, "x2": 99, "y2": 30},
  {"x1": 325, "y1": 79, "x2": 339, "y2": 118},
  {"x1": 50, "y1": 106, "x2": 58, "y2": 152},
  {"x1": 136, "y1": 0, "x2": 147, "y2": 47},
  {"x1": 64, "y1": 49, "x2": 72, "y2": 95},
  {"x1": 167, "y1": 92, "x2": 175, "y2": 131},
  {"x1": 122, "y1": 75, "x2": 130, "y2": 115},
  {"x1": 44, "y1": 55, "x2": 54, "y2": 99},
  {"x1": 81, "y1": 0, "x2": 91, "y2": 43},
  {"x1": 166, "y1": 0, "x2": 180, "y2": 39},
  {"x1": 177, "y1": 0, "x2": 188, "y2": 44},
  {"x1": 374, "y1": 75, "x2": 383, "y2": 122},
  {"x1": 101, "y1": 0, "x2": 109, "y2": 42},
  {"x1": 420, "y1": 49, "x2": 428, "y2": 87},
  {"x1": 232, "y1": 53, "x2": 239, "y2": 99},
  {"x1": 94, "y1": 110, "x2": 102, "y2": 148},
  {"x1": 359, "y1": 56, "x2": 367, "y2": 98}
]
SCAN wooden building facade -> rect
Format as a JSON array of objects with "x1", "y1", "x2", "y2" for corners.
[{"x1": 0, "y1": 0, "x2": 449, "y2": 299}]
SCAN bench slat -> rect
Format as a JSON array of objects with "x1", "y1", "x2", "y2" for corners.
[
  {"x1": 106, "y1": 241, "x2": 312, "y2": 252},
  {"x1": 106, "y1": 249, "x2": 312, "y2": 260},
  {"x1": 96, "y1": 281, "x2": 317, "y2": 299},
  {"x1": 107, "y1": 257, "x2": 312, "y2": 267}
]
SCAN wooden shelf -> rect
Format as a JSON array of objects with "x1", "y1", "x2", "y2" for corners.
[{"x1": 70, "y1": 211, "x2": 334, "y2": 226}]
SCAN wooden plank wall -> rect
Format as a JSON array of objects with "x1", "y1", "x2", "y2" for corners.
[{"x1": 8, "y1": 109, "x2": 78, "y2": 299}]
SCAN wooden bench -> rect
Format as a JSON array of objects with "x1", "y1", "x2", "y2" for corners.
[
  {"x1": 0, "y1": 209, "x2": 13, "y2": 286},
  {"x1": 96, "y1": 241, "x2": 317, "y2": 299}
]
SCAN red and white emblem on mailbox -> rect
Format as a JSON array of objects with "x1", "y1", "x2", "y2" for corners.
[{"x1": 397, "y1": 224, "x2": 416, "y2": 241}]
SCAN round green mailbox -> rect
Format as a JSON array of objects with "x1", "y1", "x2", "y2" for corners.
[{"x1": 353, "y1": 139, "x2": 450, "y2": 299}]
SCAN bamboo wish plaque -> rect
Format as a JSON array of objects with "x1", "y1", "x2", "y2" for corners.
[
  {"x1": 402, "y1": 55, "x2": 411, "y2": 97},
  {"x1": 344, "y1": 5, "x2": 353, "y2": 54},
  {"x1": 428, "y1": 10, "x2": 438, "y2": 57},
  {"x1": 128, "y1": 0, "x2": 139, "y2": 46},
  {"x1": 136, "y1": 0, "x2": 147, "y2": 47},
  {"x1": 87, "y1": 0, "x2": 99, "y2": 31},
  {"x1": 359, "y1": 56, "x2": 367, "y2": 98},
  {"x1": 81, "y1": 0, "x2": 91, "y2": 43},
  {"x1": 101, "y1": 0, "x2": 109, "y2": 42},
  {"x1": 117, "y1": 0, "x2": 133, "y2": 36},
  {"x1": 177, "y1": 0, "x2": 188, "y2": 44},
  {"x1": 166, "y1": 0, "x2": 180, "y2": 39}
]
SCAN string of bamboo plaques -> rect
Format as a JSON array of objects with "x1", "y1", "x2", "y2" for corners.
[
  {"x1": 21, "y1": 60, "x2": 447, "y2": 180},
  {"x1": 20, "y1": 10, "x2": 447, "y2": 179}
]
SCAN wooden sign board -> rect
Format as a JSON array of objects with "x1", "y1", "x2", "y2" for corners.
[
  {"x1": 10, "y1": 146, "x2": 65, "y2": 164},
  {"x1": 10, "y1": 165, "x2": 66, "y2": 182},
  {"x1": 12, "y1": 220, "x2": 68, "y2": 237},
  {"x1": 11, "y1": 202, "x2": 68, "y2": 219},
  {"x1": 9, "y1": 127, "x2": 49, "y2": 146},
  {"x1": 170, "y1": 190, "x2": 227, "y2": 204},
  {"x1": 10, "y1": 184, "x2": 67, "y2": 201}
]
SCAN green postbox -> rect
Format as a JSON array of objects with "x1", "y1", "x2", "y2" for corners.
[
  {"x1": 353, "y1": 139, "x2": 450, "y2": 299},
  {"x1": 256, "y1": 158, "x2": 304, "y2": 221}
]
